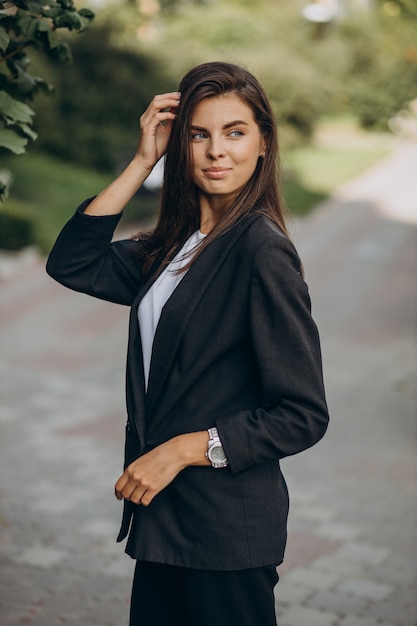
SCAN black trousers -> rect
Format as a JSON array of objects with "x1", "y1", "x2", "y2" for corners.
[{"x1": 129, "y1": 560, "x2": 279, "y2": 626}]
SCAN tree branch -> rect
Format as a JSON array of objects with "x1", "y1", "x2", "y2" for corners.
[{"x1": 0, "y1": 43, "x2": 31, "y2": 63}]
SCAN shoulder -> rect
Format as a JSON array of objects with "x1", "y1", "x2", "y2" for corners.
[{"x1": 236, "y1": 214, "x2": 302, "y2": 276}]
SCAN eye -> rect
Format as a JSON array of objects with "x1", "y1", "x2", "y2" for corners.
[
  {"x1": 191, "y1": 132, "x2": 207, "y2": 140},
  {"x1": 229, "y1": 130, "x2": 244, "y2": 137}
]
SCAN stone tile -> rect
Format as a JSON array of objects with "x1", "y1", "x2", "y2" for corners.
[
  {"x1": 281, "y1": 566, "x2": 343, "y2": 590},
  {"x1": 309, "y1": 554, "x2": 365, "y2": 578},
  {"x1": 365, "y1": 593, "x2": 417, "y2": 626},
  {"x1": 275, "y1": 579, "x2": 314, "y2": 606},
  {"x1": 313, "y1": 521, "x2": 361, "y2": 541},
  {"x1": 339, "y1": 617, "x2": 393, "y2": 626},
  {"x1": 106, "y1": 558, "x2": 135, "y2": 579},
  {"x1": 281, "y1": 532, "x2": 341, "y2": 571},
  {"x1": 278, "y1": 605, "x2": 339, "y2": 626},
  {"x1": 333, "y1": 542, "x2": 391, "y2": 567},
  {"x1": 307, "y1": 588, "x2": 369, "y2": 616},
  {"x1": 14, "y1": 544, "x2": 69, "y2": 568},
  {"x1": 296, "y1": 504, "x2": 337, "y2": 523},
  {"x1": 335, "y1": 577, "x2": 394, "y2": 601}
]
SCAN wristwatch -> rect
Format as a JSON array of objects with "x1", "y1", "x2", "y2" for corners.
[{"x1": 206, "y1": 427, "x2": 228, "y2": 468}]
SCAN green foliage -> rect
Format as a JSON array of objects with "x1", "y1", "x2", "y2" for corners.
[
  {"x1": 142, "y1": 3, "x2": 333, "y2": 146},
  {"x1": 284, "y1": 125, "x2": 394, "y2": 199},
  {"x1": 2, "y1": 0, "x2": 414, "y2": 234},
  {"x1": 376, "y1": 0, "x2": 417, "y2": 18},
  {"x1": 0, "y1": 204, "x2": 34, "y2": 249},
  {"x1": 1, "y1": 150, "x2": 112, "y2": 251},
  {"x1": 0, "y1": 150, "x2": 158, "y2": 251},
  {"x1": 0, "y1": 89, "x2": 36, "y2": 153},
  {"x1": 337, "y1": 12, "x2": 417, "y2": 129},
  {"x1": 0, "y1": 0, "x2": 94, "y2": 199},
  {"x1": 144, "y1": 0, "x2": 416, "y2": 137},
  {"x1": 31, "y1": 23, "x2": 176, "y2": 170}
]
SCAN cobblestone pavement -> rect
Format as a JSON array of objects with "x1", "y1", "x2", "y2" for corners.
[{"x1": 1, "y1": 140, "x2": 416, "y2": 625}]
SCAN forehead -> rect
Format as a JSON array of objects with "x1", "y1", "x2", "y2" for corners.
[{"x1": 191, "y1": 94, "x2": 257, "y2": 125}]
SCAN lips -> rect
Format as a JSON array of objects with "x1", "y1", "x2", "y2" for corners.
[{"x1": 203, "y1": 167, "x2": 231, "y2": 179}]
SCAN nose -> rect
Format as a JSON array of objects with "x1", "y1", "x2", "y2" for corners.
[{"x1": 206, "y1": 137, "x2": 225, "y2": 160}]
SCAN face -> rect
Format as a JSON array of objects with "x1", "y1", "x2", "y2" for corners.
[{"x1": 189, "y1": 94, "x2": 266, "y2": 207}]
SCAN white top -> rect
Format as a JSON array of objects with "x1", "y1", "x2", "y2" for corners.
[{"x1": 138, "y1": 230, "x2": 206, "y2": 389}]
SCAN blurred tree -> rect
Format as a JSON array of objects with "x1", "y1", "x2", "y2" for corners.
[
  {"x1": 377, "y1": 0, "x2": 417, "y2": 18},
  {"x1": 31, "y1": 22, "x2": 175, "y2": 170},
  {"x1": 3, "y1": 0, "x2": 415, "y2": 204},
  {"x1": 340, "y1": 2, "x2": 417, "y2": 128},
  {"x1": 0, "y1": 0, "x2": 94, "y2": 200}
]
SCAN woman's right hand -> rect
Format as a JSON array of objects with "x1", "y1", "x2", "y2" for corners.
[
  {"x1": 83, "y1": 91, "x2": 181, "y2": 216},
  {"x1": 136, "y1": 92, "x2": 181, "y2": 171}
]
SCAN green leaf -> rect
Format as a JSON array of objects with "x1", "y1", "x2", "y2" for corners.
[
  {"x1": 13, "y1": 72, "x2": 40, "y2": 96},
  {"x1": 26, "y1": 0, "x2": 45, "y2": 13},
  {"x1": 0, "y1": 26, "x2": 9, "y2": 53},
  {"x1": 41, "y1": 7, "x2": 62, "y2": 19},
  {"x1": 19, "y1": 122, "x2": 38, "y2": 140},
  {"x1": 0, "y1": 91, "x2": 35, "y2": 124},
  {"x1": 0, "y1": 128, "x2": 28, "y2": 154},
  {"x1": 78, "y1": 8, "x2": 95, "y2": 20},
  {"x1": 37, "y1": 19, "x2": 51, "y2": 33},
  {"x1": 47, "y1": 29, "x2": 61, "y2": 49},
  {"x1": 58, "y1": 0, "x2": 76, "y2": 11},
  {"x1": 14, "y1": 11, "x2": 37, "y2": 39},
  {"x1": 53, "y1": 40, "x2": 72, "y2": 63},
  {"x1": 53, "y1": 12, "x2": 91, "y2": 31},
  {"x1": 11, "y1": 0, "x2": 31, "y2": 8}
]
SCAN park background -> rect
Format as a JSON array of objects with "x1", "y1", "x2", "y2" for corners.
[{"x1": 1, "y1": 0, "x2": 416, "y2": 251}]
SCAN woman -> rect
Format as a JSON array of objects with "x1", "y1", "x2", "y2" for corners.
[{"x1": 47, "y1": 61, "x2": 329, "y2": 626}]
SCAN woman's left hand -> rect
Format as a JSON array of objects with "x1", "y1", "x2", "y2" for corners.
[{"x1": 115, "y1": 431, "x2": 210, "y2": 506}]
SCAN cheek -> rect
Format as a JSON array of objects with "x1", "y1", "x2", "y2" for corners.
[
  {"x1": 234, "y1": 141, "x2": 261, "y2": 166},
  {"x1": 236, "y1": 150, "x2": 260, "y2": 177},
  {"x1": 190, "y1": 145, "x2": 204, "y2": 168}
]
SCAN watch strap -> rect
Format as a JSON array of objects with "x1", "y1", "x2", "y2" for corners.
[{"x1": 206, "y1": 427, "x2": 228, "y2": 468}]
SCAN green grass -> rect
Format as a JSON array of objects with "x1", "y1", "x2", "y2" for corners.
[
  {"x1": 282, "y1": 118, "x2": 396, "y2": 215},
  {"x1": 1, "y1": 152, "x2": 114, "y2": 252},
  {"x1": 1, "y1": 151, "x2": 158, "y2": 253},
  {"x1": 1, "y1": 120, "x2": 396, "y2": 251}
]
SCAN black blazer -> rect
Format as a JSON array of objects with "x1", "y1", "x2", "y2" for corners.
[{"x1": 46, "y1": 200, "x2": 329, "y2": 571}]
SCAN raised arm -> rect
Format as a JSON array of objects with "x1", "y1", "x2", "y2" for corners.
[
  {"x1": 85, "y1": 92, "x2": 180, "y2": 216},
  {"x1": 47, "y1": 92, "x2": 181, "y2": 304}
]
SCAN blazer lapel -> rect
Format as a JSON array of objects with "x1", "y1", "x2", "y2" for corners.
[{"x1": 145, "y1": 215, "x2": 259, "y2": 418}]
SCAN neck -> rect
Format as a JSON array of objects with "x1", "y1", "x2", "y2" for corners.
[{"x1": 199, "y1": 193, "x2": 234, "y2": 234}]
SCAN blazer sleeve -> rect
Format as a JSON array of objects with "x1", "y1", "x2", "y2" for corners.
[
  {"x1": 46, "y1": 199, "x2": 143, "y2": 306},
  {"x1": 216, "y1": 234, "x2": 329, "y2": 474}
]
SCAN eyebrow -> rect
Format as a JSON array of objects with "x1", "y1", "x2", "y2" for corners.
[{"x1": 191, "y1": 120, "x2": 250, "y2": 131}]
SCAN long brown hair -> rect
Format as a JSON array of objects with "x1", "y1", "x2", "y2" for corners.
[{"x1": 136, "y1": 61, "x2": 289, "y2": 275}]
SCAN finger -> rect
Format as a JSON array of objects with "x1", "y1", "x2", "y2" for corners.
[
  {"x1": 152, "y1": 91, "x2": 181, "y2": 102},
  {"x1": 141, "y1": 95, "x2": 180, "y2": 124},
  {"x1": 140, "y1": 110, "x2": 176, "y2": 132},
  {"x1": 124, "y1": 483, "x2": 143, "y2": 502},
  {"x1": 130, "y1": 487, "x2": 148, "y2": 505},
  {"x1": 116, "y1": 477, "x2": 143, "y2": 502},
  {"x1": 146, "y1": 94, "x2": 180, "y2": 116},
  {"x1": 114, "y1": 473, "x2": 129, "y2": 500},
  {"x1": 139, "y1": 489, "x2": 155, "y2": 507}
]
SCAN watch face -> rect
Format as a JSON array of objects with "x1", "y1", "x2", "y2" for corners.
[{"x1": 209, "y1": 444, "x2": 226, "y2": 463}]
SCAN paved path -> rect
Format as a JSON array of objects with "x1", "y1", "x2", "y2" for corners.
[{"x1": 1, "y1": 140, "x2": 416, "y2": 625}]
